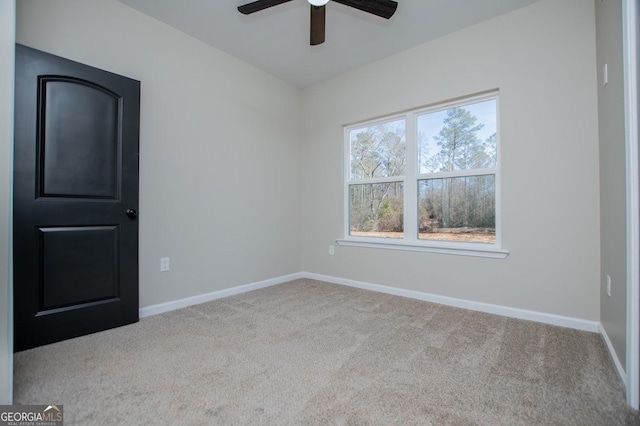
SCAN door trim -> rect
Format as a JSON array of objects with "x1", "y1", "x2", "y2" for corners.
[
  {"x1": 623, "y1": 0, "x2": 639, "y2": 410},
  {"x1": 0, "y1": 0, "x2": 15, "y2": 405}
]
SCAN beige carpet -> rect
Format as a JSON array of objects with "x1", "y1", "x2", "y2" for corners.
[{"x1": 13, "y1": 279, "x2": 640, "y2": 425}]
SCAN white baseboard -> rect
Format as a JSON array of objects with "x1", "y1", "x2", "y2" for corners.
[
  {"x1": 139, "y1": 272, "x2": 304, "y2": 318},
  {"x1": 139, "y1": 272, "x2": 600, "y2": 334},
  {"x1": 140, "y1": 270, "x2": 601, "y2": 333},
  {"x1": 138, "y1": 271, "x2": 625, "y2": 392},
  {"x1": 599, "y1": 323, "x2": 627, "y2": 386},
  {"x1": 302, "y1": 272, "x2": 601, "y2": 333}
]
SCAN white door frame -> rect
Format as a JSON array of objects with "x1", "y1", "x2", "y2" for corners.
[
  {"x1": 623, "y1": 0, "x2": 639, "y2": 410},
  {"x1": 0, "y1": 0, "x2": 15, "y2": 405}
]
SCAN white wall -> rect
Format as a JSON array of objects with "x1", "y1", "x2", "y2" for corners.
[
  {"x1": 301, "y1": 0, "x2": 601, "y2": 320},
  {"x1": 596, "y1": 0, "x2": 627, "y2": 373},
  {"x1": 0, "y1": 0, "x2": 15, "y2": 405},
  {"x1": 16, "y1": 0, "x2": 302, "y2": 308}
]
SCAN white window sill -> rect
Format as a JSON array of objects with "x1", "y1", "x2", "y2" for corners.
[{"x1": 336, "y1": 239, "x2": 509, "y2": 259}]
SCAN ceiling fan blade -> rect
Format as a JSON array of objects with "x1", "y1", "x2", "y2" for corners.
[
  {"x1": 332, "y1": 0, "x2": 398, "y2": 19},
  {"x1": 238, "y1": 0, "x2": 294, "y2": 15},
  {"x1": 310, "y1": 5, "x2": 326, "y2": 46}
]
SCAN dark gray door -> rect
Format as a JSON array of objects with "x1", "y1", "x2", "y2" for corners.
[{"x1": 13, "y1": 44, "x2": 140, "y2": 351}]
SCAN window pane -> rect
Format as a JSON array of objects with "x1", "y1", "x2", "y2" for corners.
[
  {"x1": 418, "y1": 99, "x2": 497, "y2": 174},
  {"x1": 418, "y1": 175, "x2": 495, "y2": 243},
  {"x1": 350, "y1": 182, "x2": 404, "y2": 239},
  {"x1": 350, "y1": 119, "x2": 406, "y2": 180}
]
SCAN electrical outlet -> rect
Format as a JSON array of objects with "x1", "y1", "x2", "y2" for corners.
[
  {"x1": 329, "y1": 245, "x2": 335, "y2": 256},
  {"x1": 160, "y1": 257, "x2": 170, "y2": 272},
  {"x1": 606, "y1": 275, "x2": 611, "y2": 297}
]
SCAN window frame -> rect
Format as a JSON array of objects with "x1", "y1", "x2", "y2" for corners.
[{"x1": 340, "y1": 91, "x2": 508, "y2": 258}]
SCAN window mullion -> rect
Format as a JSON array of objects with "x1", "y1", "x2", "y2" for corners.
[
  {"x1": 417, "y1": 168, "x2": 497, "y2": 180},
  {"x1": 347, "y1": 177, "x2": 404, "y2": 185},
  {"x1": 404, "y1": 112, "x2": 418, "y2": 241},
  {"x1": 344, "y1": 126, "x2": 351, "y2": 238}
]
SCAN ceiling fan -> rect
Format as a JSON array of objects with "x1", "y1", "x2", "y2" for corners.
[{"x1": 238, "y1": 0, "x2": 398, "y2": 46}]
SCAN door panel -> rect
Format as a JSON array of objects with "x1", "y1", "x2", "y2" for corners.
[
  {"x1": 40, "y1": 226, "x2": 119, "y2": 310},
  {"x1": 14, "y1": 44, "x2": 140, "y2": 351},
  {"x1": 41, "y1": 77, "x2": 120, "y2": 199}
]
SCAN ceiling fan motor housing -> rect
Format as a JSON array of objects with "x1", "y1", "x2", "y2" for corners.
[{"x1": 238, "y1": 0, "x2": 398, "y2": 45}]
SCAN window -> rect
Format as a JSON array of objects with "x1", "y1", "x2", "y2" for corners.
[{"x1": 342, "y1": 92, "x2": 505, "y2": 257}]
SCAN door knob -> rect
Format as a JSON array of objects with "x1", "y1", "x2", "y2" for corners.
[{"x1": 126, "y1": 208, "x2": 137, "y2": 219}]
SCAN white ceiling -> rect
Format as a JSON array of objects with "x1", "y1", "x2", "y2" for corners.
[{"x1": 117, "y1": 0, "x2": 539, "y2": 87}]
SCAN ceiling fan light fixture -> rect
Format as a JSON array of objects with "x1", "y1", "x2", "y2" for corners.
[{"x1": 308, "y1": 0, "x2": 329, "y2": 6}]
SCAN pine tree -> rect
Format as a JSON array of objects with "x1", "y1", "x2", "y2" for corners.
[{"x1": 433, "y1": 107, "x2": 485, "y2": 172}]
